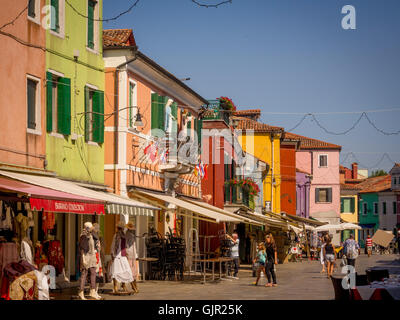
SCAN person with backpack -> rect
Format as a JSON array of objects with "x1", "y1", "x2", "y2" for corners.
[{"x1": 343, "y1": 234, "x2": 360, "y2": 268}]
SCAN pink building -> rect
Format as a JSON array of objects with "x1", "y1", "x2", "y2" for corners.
[
  {"x1": 286, "y1": 133, "x2": 342, "y2": 243},
  {"x1": 0, "y1": 0, "x2": 46, "y2": 170}
]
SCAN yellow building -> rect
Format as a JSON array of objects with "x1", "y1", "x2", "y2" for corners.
[
  {"x1": 340, "y1": 185, "x2": 359, "y2": 241},
  {"x1": 234, "y1": 111, "x2": 284, "y2": 213}
]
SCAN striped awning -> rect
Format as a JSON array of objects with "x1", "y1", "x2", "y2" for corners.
[{"x1": 106, "y1": 203, "x2": 156, "y2": 216}]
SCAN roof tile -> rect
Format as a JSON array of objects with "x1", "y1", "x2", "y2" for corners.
[
  {"x1": 284, "y1": 132, "x2": 341, "y2": 150},
  {"x1": 233, "y1": 116, "x2": 284, "y2": 133},
  {"x1": 103, "y1": 29, "x2": 136, "y2": 48}
]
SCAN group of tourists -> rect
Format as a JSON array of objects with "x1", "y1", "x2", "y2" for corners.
[
  {"x1": 319, "y1": 233, "x2": 361, "y2": 279},
  {"x1": 77, "y1": 220, "x2": 139, "y2": 300},
  {"x1": 251, "y1": 233, "x2": 278, "y2": 287}
]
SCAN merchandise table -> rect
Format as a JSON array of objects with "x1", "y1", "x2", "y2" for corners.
[{"x1": 350, "y1": 280, "x2": 400, "y2": 300}]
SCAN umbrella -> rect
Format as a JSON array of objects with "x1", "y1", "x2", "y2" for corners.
[
  {"x1": 315, "y1": 224, "x2": 344, "y2": 232},
  {"x1": 340, "y1": 222, "x2": 362, "y2": 230}
]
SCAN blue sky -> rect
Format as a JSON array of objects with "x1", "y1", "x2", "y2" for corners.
[{"x1": 103, "y1": 0, "x2": 400, "y2": 173}]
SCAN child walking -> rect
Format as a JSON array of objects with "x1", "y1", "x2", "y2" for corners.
[{"x1": 252, "y1": 242, "x2": 267, "y2": 286}]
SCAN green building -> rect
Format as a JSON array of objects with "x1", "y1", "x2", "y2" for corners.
[
  {"x1": 45, "y1": 0, "x2": 104, "y2": 184},
  {"x1": 44, "y1": 0, "x2": 105, "y2": 279}
]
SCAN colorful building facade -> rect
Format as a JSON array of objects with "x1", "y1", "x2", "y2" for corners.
[
  {"x1": 0, "y1": 0, "x2": 46, "y2": 170},
  {"x1": 234, "y1": 111, "x2": 283, "y2": 214}
]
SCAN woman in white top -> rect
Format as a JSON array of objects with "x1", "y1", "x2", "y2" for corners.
[{"x1": 320, "y1": 235, "x2": 326, "y2": 273}]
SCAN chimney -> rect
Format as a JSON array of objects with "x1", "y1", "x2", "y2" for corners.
[{"x1": 352, "y1": 162, "x2": 358, "y2": 179}]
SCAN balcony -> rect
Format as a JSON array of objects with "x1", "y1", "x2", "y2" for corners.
[
  {"x1": 224, "y1": 184, "x2": 255, "y2": 211},
  {"x1": 202, "y1": 100, "x2": 231, "y2": 125}
]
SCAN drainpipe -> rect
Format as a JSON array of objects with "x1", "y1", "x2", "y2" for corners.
[
  {"x1": 113, "y1": 53, "x2": 138, "y2": 195},
  {"x1": 271, "y1": 133, "x2": 274, "y2": 213}
]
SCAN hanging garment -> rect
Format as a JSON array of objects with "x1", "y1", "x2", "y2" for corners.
[
  {"x1": 14, "y1": 213, "x2": 29, "y2": 242},
  {"x1": 33, "y1": 270, "x2": 49, "y2": 300},
  {"x1": 0, "y1": 203, "x2": 13, "y2": 230},
  {"x1": 20, "y1": 240, "x2": 34, "y2": 266},
  {"x1": 24, "y1": 203, "x2": 35, "y2": 228},
  {"x1": 47, "y1": 241, "x2": 64, "y2": 275},
  {"x1": 34, "y1": 244, "x2": 48, "y2": 267},
  {"x1": 0, "y1": 242, "x2": 19, "y2": 275},
  {"x1": 42, "y1": 212, "x2": 55, "y2": 234}
]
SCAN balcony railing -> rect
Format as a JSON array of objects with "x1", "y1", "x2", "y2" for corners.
[
  {"x1": 203, "y1": 100, "x2": 231, "y2": 125},
  {"x1": 224, "y1": 184, "x2": 255, "y2": 210}
]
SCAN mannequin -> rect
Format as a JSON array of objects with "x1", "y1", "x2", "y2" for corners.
[
  {"x1": 125, "y1": 222, "x2": 139, "y2": 293},
  {"x1": 20, "y1": 237, "x2": 34, "y2": 266},
  {"x1": 110, "y1": 221, "x2": 133, "y2": 294},
  {"x1": 78, "y1": 222, "x2": 100, "y2": 300}
]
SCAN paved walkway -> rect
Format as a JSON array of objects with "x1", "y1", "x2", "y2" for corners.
[{"x1": 55, "y1": 253, "x2": 400, "y2": 300}]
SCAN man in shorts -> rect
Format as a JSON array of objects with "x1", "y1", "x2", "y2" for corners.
[{"x1": 366, "y1": 234, "x2": 373, "y2": 257}]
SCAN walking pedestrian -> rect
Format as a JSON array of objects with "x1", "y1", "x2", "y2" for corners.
[
  {"x1": 264, "y1": 234, "x2": 278, "y2": 287},
  {"x1": 343, "y1": 234, "x2": 360, "y2": 268},
  {"x1": 323, "y1": 235, "x2": 336, "y2": 279},
  {"x1": 252, "y1": 242, "x2": 267, "y2": 286},
  {"x1": 226, "y1": 232, "x2": 240, "y2": 279},
  {"x1": 366, "y1": 234, "x2": 373, "y2": 257},
  {"x1": 319, "y1": 235, "x2": 327, "y2": 273}
]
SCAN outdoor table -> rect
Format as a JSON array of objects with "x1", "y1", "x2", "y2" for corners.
[
  {"x1": 192, "y1": 257, "x2": 233, "y2": 284},
  {"x1": 350, "y1": 278, "x2": 400, "y2": 300},
  {"x1": 137, "y1": 257, "x2": 158, "y2": 282}
]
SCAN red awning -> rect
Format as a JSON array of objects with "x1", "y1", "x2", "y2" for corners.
[{"x1": 0, "y1": 176, "x2": 105, "y2": 215}]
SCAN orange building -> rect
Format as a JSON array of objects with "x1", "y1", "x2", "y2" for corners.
[
  {"x1": 103, "y1": 29, "x2": 208, "y2": 254},
  {"x1": 280, "y1": 135, "x2": 300, "y2": 215},
  {"x1": 0, "y1": 0, "x2": 46, "y2": 170}
]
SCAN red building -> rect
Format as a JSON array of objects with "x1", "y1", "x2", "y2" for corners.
[{"x1": 280, "y1": 135, "x2": 300, "y2": 215}]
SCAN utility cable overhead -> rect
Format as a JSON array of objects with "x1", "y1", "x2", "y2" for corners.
[
  {"x1": 191, "y1": 0, "x2": 233, "y2": 8},
  {"x1": 0, "y1": 1, "x2": 28, "y2": 30},
  {"x1": 66, "y1": 0, "x2": 141, "y2": 22}
]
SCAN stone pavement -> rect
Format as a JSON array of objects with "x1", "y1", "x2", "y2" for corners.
[{"x1": 54, "y1": 253, "x2": 400, "y2": 300}]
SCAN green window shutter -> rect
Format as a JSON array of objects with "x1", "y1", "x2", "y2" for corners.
[
  {"x1": 340, "y1": 198, "x2": 344, "y2": 213},
  {"x1": 171, "y1": 102, "x2": 178, "y2": 134},
  {"x1": 327, "y1": 188, "x2": 332, "y2": 202},
  {"x1": 57, "y1": 77, "x2": 71, "y2": 135},
  {"x1": 51, "y1": 0, "x2": 59, "y2": 32},
  {"x1": 92, "y1": 90, "x2": 104, "y2": 143},
  {"x1": 197, "y1": 118, "x2": 202, "y2": 148},
  {"x1": 84, "y1": 86, "x2": 90, "y2": 141},
  {"x1": 315, "y1": 188, "x2": 320, "y2": 203},
  {"x1": 158, "y1": 95, "x2": 166, "y2": 131},
  {"x1": 87, "y1": 1, "x2": 94, "y2": 48},
  {"x1": 350, "y1": 198, "x2": 355, "y2": 213},
  {"x1": 46, "y1": 72, "x2": 53, "y2": 132},
  {"x1": 151, "y1": 93, "x2": 159, "y2": 131},
  {"x1": 187, "y1": 112, "x2": 192, "y2": 138},
  {"x1": 28, "y1": 0, "x2": 36, "y2": 18}
]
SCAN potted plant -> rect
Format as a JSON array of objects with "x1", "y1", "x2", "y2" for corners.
[{"x1": 217, "y1": 96, "x2": 237, "y2": 111}]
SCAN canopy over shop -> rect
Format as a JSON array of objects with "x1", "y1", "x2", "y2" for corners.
[{"x1": 0, "y1": 170, "x2": 160, "y2": 285}]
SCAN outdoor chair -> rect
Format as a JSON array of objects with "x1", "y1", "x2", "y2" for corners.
[
  {"x1": 366, "y1": 269, "x2": 389, "y2": 283},
  {"x1": 331, "y1": 275, "x2": 350, "y2": 300}
]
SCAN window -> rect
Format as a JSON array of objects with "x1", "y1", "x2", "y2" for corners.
[
  {"x1": 394, "y1": 177, "x2": 397, "y2": 185},
  {"x1": 151, "y1": 93, "x2": 166, "y2": 132},
  {"x1": 87, "y1": 0, "x2": 96, "y2": 49},
  {"x1": 341, "y1": 197, "x2": 355, "y2": 213},
  {"x1": 319, "y1": 154, "x2": 328, "y2": 167},
  {"x1": 50, "y1": 0, "x2": 60, "y2": 32},
  {"x1": 27, "y1": 76, "x2": 41, "y2": 133},
  {"x1": 46, "y1": 71, "x2": 71, "y2": 135},
  {"x1": 363, "y1": 202, "x2": 368, "y2": 215},
  {"x1": 28, "y1": 0, "x2": 36, "y2": 18},
  {"x1": 128, "y1": 81, "x2": 137, "y2": 128},
  {"x1": 84, "y1": 86, "x2": 104, "y2": 144},
  {"x1": 382, "y1": 202, "x2": 387, "y2": 215},
  {"x1": 393, "y1": 202, "x2": 397, "y2": 215},
  {"x1": 315, "y1": 188, "x2": 332, "y2": 203},
  {"x1": 373, "y1": 202, "x2": 378, "y2": 215}
]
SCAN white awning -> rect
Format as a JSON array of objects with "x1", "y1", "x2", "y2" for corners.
[
  {"x1": 132, "y1": 190, "x2": 241, "y2": 223},
  {"x1": 182, "y1": 198, "x2": 263, "y2": 226},
  {"x1": 0, "y1": 170, "x2": 159, "y2": 216}
]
